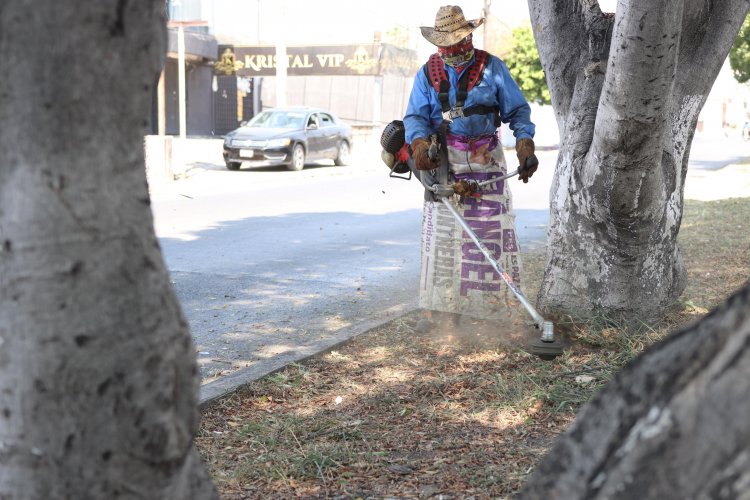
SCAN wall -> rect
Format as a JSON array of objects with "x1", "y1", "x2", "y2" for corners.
[
  {"x1": 145, "y1": 136, "x2": 225, "y2": 186},
  {"x1": 698, "y1": 59, "x2": 750, "y2": 137},
  {"x1": 381, "y1": 75, "x2": 414, "y2": 122},
  {"x1": 499, "y1": 103, "x2": 559, "y2": 149},
  {"x1": 161, "y1": 60, "x2": 215, "y2": 136},
  {"x1": 187, "y1": 65, "x2": 215, "y2": 136},
  {"x1": 259, "y1": 74, "x2": 414, "y2": 125}
]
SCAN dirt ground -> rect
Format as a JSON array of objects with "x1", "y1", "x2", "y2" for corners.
[{"x1": 196, "y1": 197, "x2": 750, "y2": 499}]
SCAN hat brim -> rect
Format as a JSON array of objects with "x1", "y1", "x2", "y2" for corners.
[{"x1": 420, "y1": 18, "x2": 484, "y2": 47}]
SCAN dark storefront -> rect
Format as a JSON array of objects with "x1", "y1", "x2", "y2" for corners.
[
  {"x1": 212, "y1": 75, "x2": 258, "y2": 136},
  {"x1": 152, "y1": 27, "x2": 217, "y2": 137}
]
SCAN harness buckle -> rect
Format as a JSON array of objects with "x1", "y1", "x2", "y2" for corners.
[{"x1": 442, "y1": 107, "x2": 465, "y2": 123}]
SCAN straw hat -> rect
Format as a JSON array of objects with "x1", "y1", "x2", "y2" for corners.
[{"x1": 420, "y1": 5, "x2": 484, "y2": 47}]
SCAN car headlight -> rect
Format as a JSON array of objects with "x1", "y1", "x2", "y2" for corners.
[{"x1": 265, "y1": 138, "x2": 291, "y2": 148}]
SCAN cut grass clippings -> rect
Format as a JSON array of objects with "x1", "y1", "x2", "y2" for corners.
[{"x1": 196, "y1": 197, "x2": 750, "y2": 499}]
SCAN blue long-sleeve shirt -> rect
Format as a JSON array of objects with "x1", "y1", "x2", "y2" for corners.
[{"x1": 403, "y1": 53, "x2": 535, "y2": 143}]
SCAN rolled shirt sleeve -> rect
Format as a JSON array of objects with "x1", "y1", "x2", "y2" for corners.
[{"x1": 403, "y1": 70, "x2": 440, "y2": 144}]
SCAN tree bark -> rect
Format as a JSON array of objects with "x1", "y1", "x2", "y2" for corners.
[
  {"x1": 0, "y1": 2, "x2": 217, "y2": 498},
  {"x1": 518, "y1": 280, "x2": 750, "y2": 499},
  {"x1": 529, "y1": 0, "x2": 750, "y2": 322}
]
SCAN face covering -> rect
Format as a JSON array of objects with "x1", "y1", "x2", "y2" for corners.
[{"x1": 438, "y1": 34, "x2": 475, "y2": 71}]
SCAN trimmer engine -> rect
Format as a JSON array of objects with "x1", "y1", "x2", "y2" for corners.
[{"x1": 380, "y1": 120, "x2": 410, "y2": 177}]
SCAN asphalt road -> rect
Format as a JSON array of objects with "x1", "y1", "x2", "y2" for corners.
[
  {"x1": 150, "y1": 144, "x2": 556, "y2": 403},
  {"x1": 687, "y1": 133, "x2": 750, "y2": 170}
]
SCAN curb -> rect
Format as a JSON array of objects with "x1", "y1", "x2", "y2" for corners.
[{"x1": 199, "y1": 301, "x2": 419, "y2": 409}]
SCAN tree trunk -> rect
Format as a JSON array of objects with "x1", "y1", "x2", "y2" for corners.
[
  {"x1": 518, "y1": 280, "x2": 750, "y2": 499},
  {"x1": 529, "y1": 0, "x2": 750, "y2": 322},
  {"x1": 0, "y1": 2, "x2": 217, "y2": 498}
]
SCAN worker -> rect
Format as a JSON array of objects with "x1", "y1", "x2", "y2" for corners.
[{"x1": 403, "y1": 5, "x2": 538, "y2": 330}]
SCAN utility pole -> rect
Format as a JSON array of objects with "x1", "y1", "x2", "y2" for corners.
[
  {"x1": 275, "y1": 0, "x2": 288, "y2": 107},
  {"x1": 177, "y1": 24, "x2": 187, "y2": 138},
  {"x1": 157, "y1": 71, "x2": 165, "y2": 135},
  {"x1": 166, "y1": 20, "x2": 208, "y2": 138}
]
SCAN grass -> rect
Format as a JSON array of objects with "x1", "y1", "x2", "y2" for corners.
[{"x1": 196, "y1": 197, "x2": 750, "y2": 499}]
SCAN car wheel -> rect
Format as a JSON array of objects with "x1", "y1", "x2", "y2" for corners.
[
  {"x1": 287, "y1": 144, "x2": 305, "y2": 171},
  {"x1": 334, "y1": 141, "x2": 350, "y2": 166},
  {"x1": 226, "y1": 161, "x2": 240, "y2": 171}
]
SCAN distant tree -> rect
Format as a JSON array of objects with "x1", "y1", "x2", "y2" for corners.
[
  {"x1": 381, "y1": 26, "x2": 421, "y2": 77},
  {"x1": 729, "y1": 13, "x2": 750, "y2": 82},
  {"x1": 384, "y1": 25, "x2": 411, "y2": 48},
  {"x1": 503, "y1": 26, "x2": 550, "y2": 105}
]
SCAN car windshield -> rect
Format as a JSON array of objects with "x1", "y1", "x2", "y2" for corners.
[{"x1": 245, "y1": 110, "x2": 306, "y2": 129}]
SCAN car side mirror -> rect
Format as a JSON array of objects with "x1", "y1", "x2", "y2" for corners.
[
  {"x1": 240, "y1": 120, "x2": 247, "y2": 126},
  {"x1": 307, "y1": 123, "x2": 318, "y2": 130}
]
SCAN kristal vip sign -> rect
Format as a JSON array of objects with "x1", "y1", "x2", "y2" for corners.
[{"x1": 214, "y1": 45, "x2": 380, "y2": 77}]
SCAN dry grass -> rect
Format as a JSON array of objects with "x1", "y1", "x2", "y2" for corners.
[{"x1": 196, "y1": 197, "x2": 750, "y2": 499}]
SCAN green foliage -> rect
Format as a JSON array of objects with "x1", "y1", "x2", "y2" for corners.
[
  {"x1": 729, "y1": 14, "x2": 750, "y2": 83},
  {"x1": 384, "y1": 26, "x2": 409, "y2": 48},
  {"x1": 503, "y1": 26, "x2": 550, "y2": 105}
]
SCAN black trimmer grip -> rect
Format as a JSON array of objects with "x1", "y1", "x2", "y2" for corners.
[
  {"x1": 428, "y1": 144, "x2": 438, "y2": 161},
  {"x1": 525, "y1": 154, "x2": 539, "y2": 170}
]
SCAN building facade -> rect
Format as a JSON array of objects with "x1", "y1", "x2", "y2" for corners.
[{"x1": 160, "y1": 0, "x2": 422, "y2": 137}]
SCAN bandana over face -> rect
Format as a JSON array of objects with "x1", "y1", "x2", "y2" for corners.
[{"x1": 438, "y1": 34, "x2": 475, "y2": 71}]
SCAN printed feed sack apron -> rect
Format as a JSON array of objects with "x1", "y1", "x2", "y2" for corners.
[{"x1": 419, "y1": 133, "x2": 524, "y2": 320}]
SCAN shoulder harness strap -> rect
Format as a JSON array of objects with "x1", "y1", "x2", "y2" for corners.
[
  {"x1": 424, "y1": 50, "x2": 489, "y2": 94},
  {"x1": 466, "y1": 49, "x2": 489, "y2": 90},
  {"x1": 422, "y1": 50, "x2": 498, "y2": 124},
  {"x1": 425, "y1": 53, "x2": 451, "y2": 113}
]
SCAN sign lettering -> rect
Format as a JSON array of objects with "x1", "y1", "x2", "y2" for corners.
[{"x1": 217, "y1": 44, "x2": 381, "y2": 76}]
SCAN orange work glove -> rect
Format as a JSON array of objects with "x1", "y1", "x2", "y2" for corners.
[
  {"x1": 410, "y1": 137, "x2": 438, "y2": 171},
  {"x1": 515, "y1": 138, "x2": 538, "y2": 183}
]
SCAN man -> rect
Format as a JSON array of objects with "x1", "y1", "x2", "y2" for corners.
[{"x1": 404, "y1": 5, "x2": 538, "y2": 328}]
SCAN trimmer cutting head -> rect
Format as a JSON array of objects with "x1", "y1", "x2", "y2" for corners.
[{"x1": 528, "y1": 321, "x2": 563, "y2": 360}]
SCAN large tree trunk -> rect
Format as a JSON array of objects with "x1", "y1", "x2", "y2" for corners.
[
  {"x1": 529, "y1": 0, "x2": 750, "y2": 321},
  {"x1": 519, "y1": 280, "x2": 750, "y2": 499},
  {"x1": 0, "y1": 2, "x2": 217, "y2": 498}
]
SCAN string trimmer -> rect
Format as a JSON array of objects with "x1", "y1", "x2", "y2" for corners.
[{"x1": 380, "y1": 123, "x2": 563, "y2": 360}]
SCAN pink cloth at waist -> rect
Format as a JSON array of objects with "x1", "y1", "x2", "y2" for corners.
[{"x1": 445, "y1": 133, "x2": 499, "y2": 154}]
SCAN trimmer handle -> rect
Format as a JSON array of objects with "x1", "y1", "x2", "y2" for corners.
[
  {"x1": 522, "y1": 154, "x2": 539, "y2": 170},
  {"x1": 518, "y1": 154, "x2": 539, "y2": 182},
  {"x1": 428, "y1": 135, "x2": 440, "y2": 162}
]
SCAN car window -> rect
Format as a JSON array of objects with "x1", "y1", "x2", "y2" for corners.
[
  {"x1": 307, "y1": 113, "x2": 320, "y2": 128},
  {"x1": 247, "y1": 110, "x2": 305, "y2": 129},
  {"x1": 320, "y1": 113, "x2": 334, "y2": 127}
]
